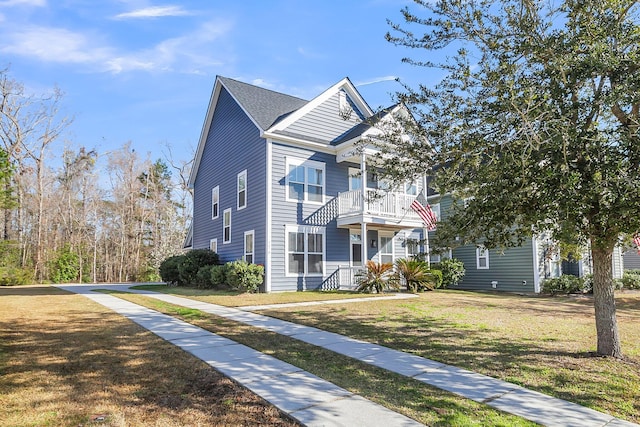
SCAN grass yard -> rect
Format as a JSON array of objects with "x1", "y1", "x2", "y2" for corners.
[
  {"x1": 0, "y1": 286, "x2": 300, "y2": 427},
  {"x1": 132, "y1": 284, "x2": 381, "y2": 306},
  {"x1": 134, "y1": 285, "x2": 640, "y2": 423},
  {"x1": 114, "y1": 291, "x2": 538, "y2": 426},
  {"x1": 257, "y1": 290, "x2": 640, "y2": 423}
]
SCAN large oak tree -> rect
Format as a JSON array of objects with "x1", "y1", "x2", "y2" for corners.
[{"x1": 384, "y1": 0, "x2": 640, "y2": 357}]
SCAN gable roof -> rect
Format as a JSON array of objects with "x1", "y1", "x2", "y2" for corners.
[
  {"x1": 265, "y1": 77, "x2": 374, "y2": 135},
  {"x1": 217, "y1": 77, "x2": 308, "y2": 130},
  {"x1": 188, "y1": 76, "x2": 309, "y2": 187}
]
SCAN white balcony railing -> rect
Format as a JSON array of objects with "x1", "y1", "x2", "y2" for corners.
[{"x1": 337, "y1": 189, "x2": 422, "y2": 222}]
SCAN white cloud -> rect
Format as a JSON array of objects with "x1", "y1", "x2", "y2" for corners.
[
  {"x1": 355, "y1": 76, "x2": 398, "y2": 87},
  {"x1": 0, "y1": 26, "x2": 113, "y2": 65},
  {"x1": 114, "y1": 5, "x2": 192, "y2": 20},
  {"x1": 0, "y1": 19, "x2": 233, "y2": 75}
]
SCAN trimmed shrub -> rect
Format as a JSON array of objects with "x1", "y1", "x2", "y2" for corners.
[
  {"x1": 542, "y1": 275, "x2": 586, "y2": 295},
  {"x1": 195, "y1": 265, "x2": 215, "y2": 289},
  {"x1": 159, "y1": 255, "x2": 185, "y2": 286},
  {"x1": 226, "y1": 260, "x2": 264, "y2": 293},
  {"x1": 178, "y1": 249, "x2": 219, "y2": 286},
  {"x1": 210, "y1": 264, "x2": 228, "y2": 289},
  {"x1": 437, "y1": 258, "x2": 466, "y2": 288},
  {"x1": 620, "y1": 271, "x2": 640, "y2": 290}
]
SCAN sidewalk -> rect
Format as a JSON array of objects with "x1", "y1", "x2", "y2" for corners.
[{"x1": 57, "y1": 284, "x2": 638, "y2": 427}]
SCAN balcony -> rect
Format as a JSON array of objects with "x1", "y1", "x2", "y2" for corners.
[{"x1": 336, "y1": 189, "x2": 424, "y2": 228}]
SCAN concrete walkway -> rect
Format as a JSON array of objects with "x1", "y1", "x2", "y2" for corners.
[{"x1": 57, "y1": 284, "x2": 638, "y2": 427}]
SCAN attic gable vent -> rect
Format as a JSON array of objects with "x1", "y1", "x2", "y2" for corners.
[{"x1": 338, "y1": 90, "x2": 353, "y2": 120}]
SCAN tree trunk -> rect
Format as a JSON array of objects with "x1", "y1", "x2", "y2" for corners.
[{"x1": 591, "y1": 245, "x2": 623, "y2": 358}]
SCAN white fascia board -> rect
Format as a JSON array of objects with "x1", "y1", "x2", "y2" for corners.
[
  {"x1": 262, "y1": 131, "x2": 337, "y2": 155},
  {"x1": 266, "y1": 77, "x2": 374, "y2": 133}
]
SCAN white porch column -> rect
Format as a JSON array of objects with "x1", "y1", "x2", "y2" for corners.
[{"x1": 361, "y1": 151, "x2": 368, "y2": 264}]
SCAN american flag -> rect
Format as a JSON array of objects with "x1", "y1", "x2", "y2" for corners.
[
  {"x1": 410, "y1": 190, "x2": 437, "y2": 230},
  {"x1": 634, "y1": 233, "x2": 640, "y2": 254}
]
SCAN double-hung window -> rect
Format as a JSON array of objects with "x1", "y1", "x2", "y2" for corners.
[
  {"x1": 286, "y1": 158, "x2": 325, "y2": 203},
  {"x1": 476, "y1": 246, "x2": 489, "y2": 269},
  {"x1": 286, "y1": 226, "x2": 325, "y2": 275},
  {"x1": 223, "y1": 209, "x2": 231, "y2": 244},
  {"x1": 237, "y1": 170, "x2": 247, "y2": 210},
  {"x1": 211, "y1": 186, "x2": 219, "y2": 219},
  {"x1": 209, "y1": 238, "x2": 217, "y2": 253},
  {"x1": 244, "y1": 230, "x2": 254, "y2": 263}
]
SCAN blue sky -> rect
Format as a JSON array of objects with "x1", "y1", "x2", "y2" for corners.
[{"x1": 0, "y1": 0, "x2": 439, "y2": 165}]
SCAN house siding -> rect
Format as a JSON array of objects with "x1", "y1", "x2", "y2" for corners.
[
  {"x1": 451, "y1": 242, "x2": 537, "y2": 292},
  {"x1": 192, "y1": 87, "x2": 266, "y2": 265},
  {"x1": 623, "y1": 250, "x2": 640, "y2": 270},
  {"x1": 428, "y1": 194, "x2": 537, "y2": 292},
  {"x1": 282, "y1": 92, "x2": 364, "y2": 143},
  {"x1": 269, "y1": 142, "x2": 352, "y2": 291}
]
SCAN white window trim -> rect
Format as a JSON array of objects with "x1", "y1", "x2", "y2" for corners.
[
  {"x1": 285, "y1": 157, "x2": 326, "y2": 204},
  {"x1": 211, "y1": 186, "x2": 219, "y2": 219},
  {"x1": 237, "y1": 170, "x2": 247, "y2": 210},
  {"x1": 223, "y1": 208, "x2": 232, "y2": 244},
  {"x1": 209, "y1": 238, "x2": 217, "y2": 253},
  {"x1": 476, "y1": 246, "x2": 489, "y2": 269},
  {"x1": 284, "y1": 225, "x2": 326, "y2": 277},
  {"x1": 244, "y1": 230, "x2": 254, "y2": 263}
]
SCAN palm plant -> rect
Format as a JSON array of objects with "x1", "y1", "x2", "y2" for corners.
[
  {"x1": 396, "y1": 258, "x2": 438, "y2": 292},
  {"x1": 355, "y1": 260, "x2": 397, "y2": 293}
]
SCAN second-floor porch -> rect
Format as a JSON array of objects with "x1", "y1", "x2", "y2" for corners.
[{"x1": 336, "y1": 189, "x2": 425, "y2": 229}]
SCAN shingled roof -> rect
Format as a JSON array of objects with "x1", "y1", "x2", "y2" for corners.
[{"x1": 218, "y1": 76, "x2": 308, "y2": 131}]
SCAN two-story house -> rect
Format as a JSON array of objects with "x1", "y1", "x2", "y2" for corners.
[{"x1": 187, "y1": 76, "x2": 429, "y2": 292}]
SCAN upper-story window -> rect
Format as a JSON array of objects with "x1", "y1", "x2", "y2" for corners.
[
  {"x1": 237, "y1": 170, "x2": 247, "y2": 210},
  {"x1": 223, "y1": 209, "x2": 231, "y2": 244},
  {"x1": 211, "y1": 186, "x2": 219, "y2": 219},
  {"x1": 286, "y1": 158, "x2": 325, "y2": 203},
  {"x1": 405, "y1": 181, "x2": 418, "y2": 196}
]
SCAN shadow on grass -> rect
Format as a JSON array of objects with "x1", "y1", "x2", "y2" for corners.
[{"x1": 261, "y1": 303, "x2": 640, "y2": 420}]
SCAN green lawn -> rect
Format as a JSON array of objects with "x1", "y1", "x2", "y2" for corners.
[
  {"x1": 115, "y1": 291, "x2": 538, "y2": 426},
  {"x1": 133, "y1": 285, "x2": 640, "y2": 423}
]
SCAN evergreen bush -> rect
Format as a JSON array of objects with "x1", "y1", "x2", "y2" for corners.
[
  {"x1": 210, "y1": 264, "x2": 228, "y2": 289},
  {"x1": 159, "y1": 255, "x2": 185, "y2": 286},
  {"x1": 436, "y1": 258, "x2": 466, "y2": 288},
  {"x1": 225, "y1": 260, "x2": 264, "y2": 293},
  {"x1": 177, "y1": 249, "x2": 219, "y2": 286},
  {"x1": 542, "y1": 275, "x2": 586, "y2": 295}
]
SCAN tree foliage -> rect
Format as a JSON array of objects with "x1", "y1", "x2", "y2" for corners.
[{"x1": 383, "y1": 0, "x2": 640, "y2": 357}]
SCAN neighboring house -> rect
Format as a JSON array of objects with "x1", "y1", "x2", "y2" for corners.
[
  {"x1": 427, "y1": 194, "x2": 624, "y2": 293},
  {"x1": 623, "y1": 249, "x2": 640, "y2": 270},
  {"x1": 188, "y1": 76, "x2": 429, "y2": 292}
]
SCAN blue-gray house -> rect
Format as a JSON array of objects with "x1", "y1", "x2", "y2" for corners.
[{"x1": 188, "y1": 76, "x2": 428, "y2": 292}]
